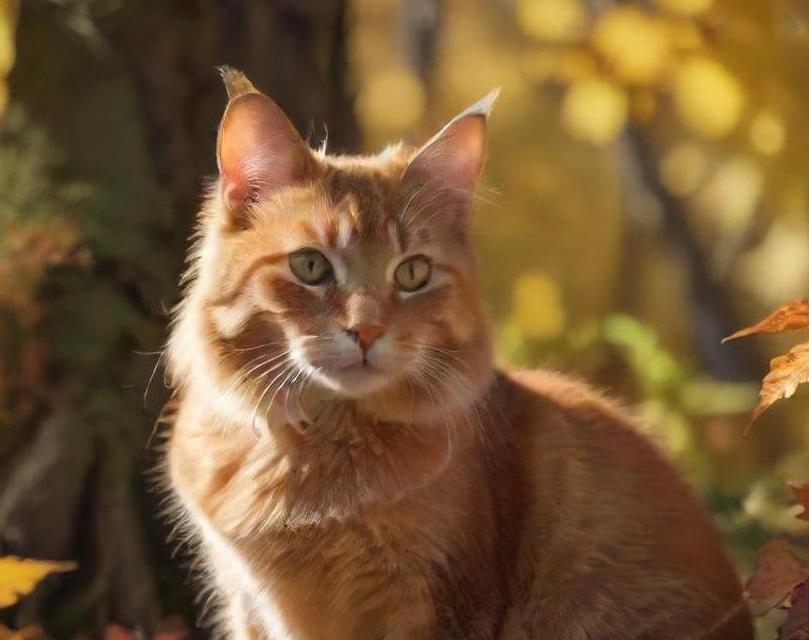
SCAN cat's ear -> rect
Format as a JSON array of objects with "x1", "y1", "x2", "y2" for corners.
[
  {"x1": 216, "y1": 67, "x2": 311, "y2": 216},
  {"x1": 403, "y1": 89, "x2": 499, "y2": 214}
]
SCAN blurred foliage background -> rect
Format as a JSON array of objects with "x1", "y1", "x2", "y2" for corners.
[{"x1": 0, "y1": 0, "x2": 808, "y2": 637}]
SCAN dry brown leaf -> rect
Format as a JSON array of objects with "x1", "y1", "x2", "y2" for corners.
[
  {"x1": 724, "y1": 299, "x2": 809, "y2": 342},
  {"x1": 746, "y1": 538, "x2": 808, "y2": 615},
  {"x1": 781, "y1": 581, "x2": 809, "y2": 640},
  {"x1": 751, "y1": 341, "x2": 809, "y2": 423},
  {"x1": 791, "y1": 483, "x2": 809, "y2": 524}
]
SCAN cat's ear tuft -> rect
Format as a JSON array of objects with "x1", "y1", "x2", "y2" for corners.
[
  {"x1": 403, "y1": 89, "x2": 499, "y2": 210},
  {"x1": 218, "y1": 65, "x2": 257, "y2": 100},
  {"x1": 216, "y1": 70, "x2": 311, "y2": 220}
]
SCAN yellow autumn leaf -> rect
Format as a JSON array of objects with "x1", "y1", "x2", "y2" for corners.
[
  {"x1": 508, "y1": 271, "x2": 565, "y2": 340},
  {"x1": 674, "y1": 57, "x2": 744, "y2": 139},
  {"x1": 0, "y1": 0, "x2": 17, "y2": 76},
  {"x1": 592, "y1": 7, "x2": 672, "y2": 86},
  {"x1": 0, "y1": 0, "x2": 18, "y2": 118},
  {"x1": 724, "y1": 300, "x2": 809, "y2": 343},
  {"x1": 653, "y1": 0, "x2": 713, "y2": 17},
  {"x1": 517, "y1": 0, "x2": 586, "y2": 43},
  {"x1": 561, "y1": 76, "x2": 627, "y2": 145},
  {"x1": 0, "y1": 556, "x2": 76, "y2": 608},
  {"x1": 752, "y1": 341, "x2": 809, "y2": 423}
]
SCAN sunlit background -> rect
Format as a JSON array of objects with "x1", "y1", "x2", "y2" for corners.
[{"x1": 1, "y1": 0, "x2": 808, "y2": 637}]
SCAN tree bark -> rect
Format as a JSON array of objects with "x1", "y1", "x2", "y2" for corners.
[{"x1": 0, "y1": 1, "x2": 359, "y2": 636}]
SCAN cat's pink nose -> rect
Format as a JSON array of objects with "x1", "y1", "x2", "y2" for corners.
[{"x1": 347, "y1": 323, "x2": 386, "y2": 354}]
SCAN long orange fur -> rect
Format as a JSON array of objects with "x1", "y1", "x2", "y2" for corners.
[{"x1": 165, "y1": 69, "x2": 752, "y2": 639}]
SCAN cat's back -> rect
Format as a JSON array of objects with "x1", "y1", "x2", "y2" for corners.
[{"x1": 493, "y1": 369, "x2": 753, "y2": 639}]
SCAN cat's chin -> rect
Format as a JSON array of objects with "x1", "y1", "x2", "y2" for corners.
[{"x1": 315, "y1": 363, "x2": 395, "y2": 398}]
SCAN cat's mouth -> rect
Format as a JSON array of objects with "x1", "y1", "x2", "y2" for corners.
[
  {"x1": 315, "y1": 359, "x2": 394, "y2": 397},
  {"x1": 335, "y1": 359, "x2": 377, "y2": 373}
]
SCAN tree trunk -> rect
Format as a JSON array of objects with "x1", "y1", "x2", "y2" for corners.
[{"x1": 0, "y1": 1, "x2": 359, "y2": 636}]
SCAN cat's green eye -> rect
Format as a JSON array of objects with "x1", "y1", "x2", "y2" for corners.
[
  {"x1": 289, "y1": 249, "x2": 333, "y2": 286},
  {"x1": 394, "y1": 255, "x2": 431, "y2": 293}
]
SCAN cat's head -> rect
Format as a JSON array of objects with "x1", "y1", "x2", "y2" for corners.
[{"x1": 169, "y1": 69, "x2": 496, "y2": 425}]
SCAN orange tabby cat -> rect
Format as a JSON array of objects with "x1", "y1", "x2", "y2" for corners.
[{"x1": 166, "y1": 68, "x2": 753, "y2": 639}]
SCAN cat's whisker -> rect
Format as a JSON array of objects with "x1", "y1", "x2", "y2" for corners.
[
  {"x1": 410, "y1": 367, "x2": 456, "y2": 469},
  {"x1": 212, "y1": 355, "x2": 274, "y2": 411},
  {"x1": 214, "y1": 350, "x2": 292, "y2": 414},
  {"x1": 250, "y1": 361, "x2": 295, "y2": 436},
  {"x1": 404, "y1": 341, "x2": 472, "y2": 373},
  {"x1": 143, "y1": 350, "x2": 166, "y2": 407},
  {"x1": 227, "y1": 339, "x2": 288, "y2": 353},
  {"x1": 399, "y1": 182, "x2": 429, "y2": 228},
  {"x1": 291, "y1": 367, "x2": 317, "y2": 430},
  {"x1": 441, "y1": 184, "x2": 501, "y2": 209},
  {"x1": 417, "y1": 350, "x2": 478, "y2": 440},
  {"x1": 283, "y1": 365, "x2": 309, "y2": 425},
  {"x1": 262, "y1": 363, "x2": 301, "y2": 429},
  {"x1": 250, "y1": 352, "x2": 294, "y2": 383},
  {"x1": 401, "y1": 188, "x2": 445, "y2": 230}
]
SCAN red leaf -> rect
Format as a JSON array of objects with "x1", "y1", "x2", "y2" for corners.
[
  {"x1": 103, "y1": 618, "x2": 187, "y2": 640},
  {"x1": 746, "y1": 538, "x2": 809, "y2": 615},
  {"x1": 781, "y1": 581, "x2": 809, "y2": 640},
  {"x1": 153, "y1": 615, "x2": 188, "y2": 640},
  {"x1": 104, "y1": 625, "x2": 135, "y2": 640}
]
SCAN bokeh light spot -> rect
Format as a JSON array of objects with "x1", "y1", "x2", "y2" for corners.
[
  {"x1": 750, "y1": 111, "x2": 786, "y2": 156},
  {"x1": 653, "y1": 0, "x2": 714, "y2": 17},
  {"x1": 562, "y1": 76, "x2": 627, "y2": 145},
  {"x1": 357, "y1": 69, "x2": 426, "y2": 134},
  {"x1": 593, "y1": 7, "x2": 672, "y2": 86},
  {"x1": 698, "y1": 156, "x2": 762, "y2": 234},
  {"x1": 517, "y1": 0, "x2": 586, "y2": 43},
  {"x1": 674, "y1": 57, "x2": 744, "y2": 139},
  {"x1": 509, "y1": 271, "x2": 566, "y2": 340}
]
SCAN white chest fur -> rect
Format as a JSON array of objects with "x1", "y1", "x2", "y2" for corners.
[{"x1": 185, "y1": 500, "x2": 293, "y2": 639}]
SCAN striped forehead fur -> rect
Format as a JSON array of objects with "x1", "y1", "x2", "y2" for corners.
[{"x1": 238, "y1": 144, "x2": 417, "y2": 249}]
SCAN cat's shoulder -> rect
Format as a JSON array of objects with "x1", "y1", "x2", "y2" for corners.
[
  {"x1": 499, "y1": 367, "x2": 633, "y2": 426},
  {"x1": 495, "y1": 367, "x2": 668, "y2": 462}
]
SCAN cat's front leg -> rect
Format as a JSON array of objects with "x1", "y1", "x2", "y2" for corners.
[
  {"x1": 193, "y1": 518, "x2": 285, "y2": 639},
  {"x1": 222, "y1": 593, "x2": 266, "y2": 640}
]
